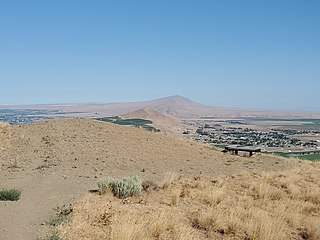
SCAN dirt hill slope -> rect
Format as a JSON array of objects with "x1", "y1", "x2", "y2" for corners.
[
  {"x1": 0, "y1": 118, "x2": 298, "y2": 239},
  {"x1": 121, "y1": 107, "x2": 183, "y2": 137}
]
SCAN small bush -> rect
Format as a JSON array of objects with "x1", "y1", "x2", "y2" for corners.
[
  {"x1": 97, "y1": 176, "x2": 116, "y2": 194},
  {"x1": 98, "y1": 176, "x2": 142, "y2": 198},
  {"x1": 38, "y1": 232, "x2": 62, "y2": 240},
  {"x1": 50, "y1": 205, "x2": 73, "y2": 226},
  {"x1": 0, "y1": 188, "x2": 22, "y2": 201}
]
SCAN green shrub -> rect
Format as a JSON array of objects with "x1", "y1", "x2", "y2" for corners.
[
  {"x1": 0, "y1": 188, "x2": 22, "y2": 201},
  {"x1": 97, "y1": 176, "x2": 116, "y2": 194},
  {"x1": 112, "y1": 176, "x2": 142, "y2": 198},
  {"x1": 98, "y1": 176, "x2": 142, "y2": 198}
]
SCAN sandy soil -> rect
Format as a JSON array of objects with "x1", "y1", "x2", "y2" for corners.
[{"x1": 0, "y1": 118, "x2": 298, "y2": 239}]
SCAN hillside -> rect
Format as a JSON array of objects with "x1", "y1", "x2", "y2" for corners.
[
  {"x1": 121, "y1": 107, "x2": 183, "y2": 137},
  {"x1": 59, "y1": 166, "x2": 320, "y2": 240},
  {"x1": 0, "y1": 122, "x2": 11, "y2": 163},
  {"x1": 0, "y1": 118, "x2": 313, "y2": 240}
]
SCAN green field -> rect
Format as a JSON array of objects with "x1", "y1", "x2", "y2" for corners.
[
  {"x1": 297, "y1": 153, "x2": 320, "y2": 161},
  {"x1": 268, "y1": 152, "x2": 320, "y2": 161},
  {"x1": 246, "y1": 117, "x2": 320, "y2": 125},
  {"x1": 95, "y1": 117, "x2": 160, "y2": 132}
]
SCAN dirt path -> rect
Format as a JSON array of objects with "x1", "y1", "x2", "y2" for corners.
[
  {"x1": 0, "y1": 119, "x2": 297, "y2": 239},
  {"x1": 0, "y1": 160, "x2": 98, "y2": 239}
]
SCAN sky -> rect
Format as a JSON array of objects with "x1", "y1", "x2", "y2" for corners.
[{"x1": 0, "y1": 1, "x2": 319, "y2": 111}]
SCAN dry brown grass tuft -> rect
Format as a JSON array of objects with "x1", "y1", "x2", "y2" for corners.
[
  {"x1": 0, "y1": 122, "x2": 9, "y2": 127},
  {"x1": 170, "y1": 187, "x2": 181, "y2": 206},
  {"x1": 161, "y1": 171, "x2": 178, "y2": 190},
  {"x1": 141, "y1": 179, "x2": 159, "y2": 192}
]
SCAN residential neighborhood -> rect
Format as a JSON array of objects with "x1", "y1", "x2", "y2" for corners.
[{"x1": 184, "y1": 120, "x2": 320, "y2": 152}]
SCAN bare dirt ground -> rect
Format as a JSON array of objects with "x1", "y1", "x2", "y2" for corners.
[{"x1": 0, "y1": 119, "x2": 299, "y2": 239}]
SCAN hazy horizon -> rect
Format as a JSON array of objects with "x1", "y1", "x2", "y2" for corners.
[
  {"x1": 1, "y1": 95, "x2": 320, "y2": 113},
  {"x1": 1, "y1": 1, "x2": 319, "y2": 111}
]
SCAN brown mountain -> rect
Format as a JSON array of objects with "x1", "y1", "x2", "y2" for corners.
[{"x1": 1, "y1": 95, "x2": 320, "y2": 118}]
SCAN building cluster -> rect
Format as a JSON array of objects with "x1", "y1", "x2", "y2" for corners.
[
  {"x1": 271, "y1": 128, "x2": 320, "y2": 135},
  {"x1": 0, "y1": 109, "x2": 59, "y2": 124},
  {"x1": 0, "y1": 115, "x2": 52, "y2": 124},
  {"x1": 187, "y1": 123, "x2": 319, "y2": 150}
]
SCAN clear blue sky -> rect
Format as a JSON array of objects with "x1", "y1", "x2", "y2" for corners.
[{"x1": 0, "y1": 1, "x2": 319, "y2": 111}]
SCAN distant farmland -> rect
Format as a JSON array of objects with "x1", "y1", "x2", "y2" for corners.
[
  {"x1": 271, "y1": 151, "x2": 320, "y2": 161},
  {"x1": 95, "y1": 117, "x2": 160, "y2": 132}
]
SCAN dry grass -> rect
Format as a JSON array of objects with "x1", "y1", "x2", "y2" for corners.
[
  {"x1": 0, "y1": 122, "x2": 11, "y2": 146},
  {"x1": 161, "y1": 171, "x2": 178, "y2": 190},
  {"x1": 0, "y1": 122, "x2": 11, "y2": 162},
  {"x1": 0, "y1": 118, "x2": 299, "y2": 239},
  {"x1": 1, "y1": 118, "x2": 295, "y2": 179},
  {"x1": 58, "y1": 163, "x2": 320, "y2": 240}
]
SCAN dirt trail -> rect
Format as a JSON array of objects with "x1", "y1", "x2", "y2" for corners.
[
  {"x1": 0, "y1": 166, "x2": 95, "y2": 239},
  {"x1": 0, "y1": 119, "x2": 297, "y2": 239}
]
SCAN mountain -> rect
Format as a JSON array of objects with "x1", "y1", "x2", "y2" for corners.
[
  {"x1": 138, "y1": 95, "x2": 216, "y2": 118},
  {"x1": 0, "y1": 95, "x2": 210, "y2": 118},
  {"x1": 1, "y1": 95, "x2": 320, "y2": 118}
]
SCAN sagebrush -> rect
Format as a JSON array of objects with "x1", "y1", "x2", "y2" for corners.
[
  {"x1": 0, "y1": 188, "x2": 21, "y2": 201},
  {"x1": 50, "y1": 205, "x2": 73, "y2": 226},
  {"x1": 98, "y1": 176, "x2": 142, "y2": 198}
]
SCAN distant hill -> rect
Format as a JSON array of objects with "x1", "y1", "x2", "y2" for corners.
[
  {"x1": 138, "y1": 95, "x2": 217, "y2": 118},
  {"x1": 121, "y1": 107, "x2": 183, "y2": 136},
  {"x1": 1, "y1": 95, "x2": 320, "y2": 119}
]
